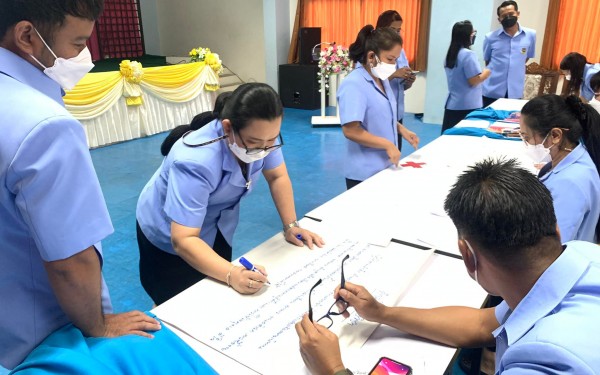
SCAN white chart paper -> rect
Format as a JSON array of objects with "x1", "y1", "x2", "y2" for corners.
[{"x1": 154, "y1": 239, "x2": 434, "y2": 374}]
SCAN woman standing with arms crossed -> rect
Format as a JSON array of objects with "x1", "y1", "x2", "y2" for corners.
[
  {"x1": 338, "y1": 26, "x2": 418, "y2": 189},
  {"x1": 136, "y1": 83, "x2": 324, "y2": 305},
  {"x1": 442, "y1": 20, "x2": 490, "y2": 133}
]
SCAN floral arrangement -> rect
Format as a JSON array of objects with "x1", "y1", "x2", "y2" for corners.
[
  {"x1": 318, "y1": 44, "x2": 352, "y2": 91},
  {"x1": 189, "y1": 46, "x2": 223, "y2": 74},
  {"x1": 119, "y1": 60, "x2": 144, "y2": 83}
]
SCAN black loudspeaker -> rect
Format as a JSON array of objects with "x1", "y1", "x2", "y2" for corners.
[
  {"x1": 278, "y1": 64, "x2": 322, "y2": 110},
  {"x1": 299, "y1": 27, "x2": 321, "y2": 64}
]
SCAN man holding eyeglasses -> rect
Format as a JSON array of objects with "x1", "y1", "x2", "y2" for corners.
[
  {"x1": 295, "y1": 158, "x2": 600, "y2": 375},
  {"x1": 136, "y1": 83, "x2": 324, "y2": 306}
]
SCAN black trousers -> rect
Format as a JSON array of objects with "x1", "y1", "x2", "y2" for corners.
[
  {"x1": 441, "y1": 108, "x2": 476, "y2": 134},
  {"x1": 345, "y1": 178, "x2": 362, "y2": 190},
  {"x1": 137, "y1": 221, "x2": 232, "y2": 305},
  {"x1": 482, "y1": 91, "x2": 509, "y2": 108}
]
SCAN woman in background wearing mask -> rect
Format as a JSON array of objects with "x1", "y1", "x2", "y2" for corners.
[
  {"x1": 338, "y1": 25, "x2": 418, "y2": 189},
  {"x1": 519, "y1": 94, "x2": 600, "y2": 243},
  {"x1": 375, "y1": 10, "x2": 418, "y2": 151},
  {"x1": 442, "y1": 20, "x2": 491, "y2": 133},
  {"x1": 136, "y1": 83, "x2": 324, "y2": 305},
  {"x1": 560, "y1": 52, "x2": 600, "y2": 102}
]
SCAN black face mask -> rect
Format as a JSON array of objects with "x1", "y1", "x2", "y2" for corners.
[
  {"x1": 501, "y1": 15, "x2": 518, "y2": 29},
  {"x1": 470, "y1": 35, "x2": 477, "y2": 46}
]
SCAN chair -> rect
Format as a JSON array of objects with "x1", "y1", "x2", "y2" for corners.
[{"x1": 523, "y1": 62, "x2": 560, "y2": 99}]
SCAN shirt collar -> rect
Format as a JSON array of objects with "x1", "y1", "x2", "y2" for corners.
[
  {"x1": 492, "y1": 243, "x2": 590, "y2": 345},
  {"x1": 540, "y1": 143, "x2": 586, "y2": 180},
  {"x1": 499, "y1": 23, "x2": 524, "y2": 38},
  {"x1": 355, "y1": 64, "x2": 390, "y2": 98},
  {"x1": 0, "y1": 47, "x2": 64, "y2": 105}
]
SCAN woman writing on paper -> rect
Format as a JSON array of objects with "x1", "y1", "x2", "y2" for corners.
[
  {"x1": 560, "y1": 52, "x2": 600, "y2": 102},
  {"x1": 376, "y1": 10, "x2": 417, "y2": 151},
  {"x1": 338, "y1": 25, "x2": 419, "y2": 190},
  {"x1": 519, "y1": 94, "x2": 600, "y2": 242},
  {"x1": 442, "y1": 20, "x2": 491, "y2": 133},
  {"x1": 136, "y1": 83, "x2": 324, "y2": 305}
]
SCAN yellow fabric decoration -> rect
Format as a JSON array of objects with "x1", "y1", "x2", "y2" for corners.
[
  {"x1": 64, "y1": 61, "x2": 220, "y2": 120},
  {"x1": 119, "y1": 60, "x2": 144, "y2": 83},
  {"x1": 119, "y1": 60, "x2": 144, "y2": 106}
]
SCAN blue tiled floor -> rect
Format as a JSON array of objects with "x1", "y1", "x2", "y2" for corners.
[{"x1": 90, "y1": 108, "x2": 442, "y2": 312}]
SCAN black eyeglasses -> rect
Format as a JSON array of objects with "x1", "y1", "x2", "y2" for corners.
[
  {"x1": 235, "y1": 132, "x2": 284, "y2": 155},
  {"x1": 308, "y1": 254, "x2": 350, "y2": 329}
]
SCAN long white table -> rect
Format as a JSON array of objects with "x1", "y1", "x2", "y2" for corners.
[{"x1": 152, "y1": 99, "x2": 528, "y2": 374}]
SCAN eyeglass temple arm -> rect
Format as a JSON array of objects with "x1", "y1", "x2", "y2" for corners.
[
  {"x1": 340, "y1": 254, "x2": 350, "y2": 290},
  {"x1": 308, "y1": 278, "x2": 322, "y2": 322}
]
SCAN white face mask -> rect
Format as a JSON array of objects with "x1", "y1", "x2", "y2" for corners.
[
  {"x1": 228, "y1": 132, "x2": 270, "y2": 163},
  {"x1": 371, "y1": 56, "x2": 396, "y2": 80},
  {"x1": 29, "y1": 28, "x2": 94, "y2": 90},
  {"x1": 565, "y1": 74, "x2": 571, "y2": 81},
  {"x1": 523, "y1": 133, "x2": 554, "y2": 165}
]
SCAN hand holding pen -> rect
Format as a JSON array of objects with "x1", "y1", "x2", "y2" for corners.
[{"x1": 239, "y1": 257, "x2": 270, "y2": 288}]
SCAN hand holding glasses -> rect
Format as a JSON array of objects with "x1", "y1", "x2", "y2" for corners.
[{"x1": 308, "y1": 255, "x2": 350, "y2": 329}]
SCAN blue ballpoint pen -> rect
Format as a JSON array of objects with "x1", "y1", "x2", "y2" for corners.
[{"x1": 239, "y1": 257, "x2": 271, "y2": 285}]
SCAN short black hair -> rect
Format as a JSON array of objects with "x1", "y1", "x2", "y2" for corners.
[
  {"x1": 497, "y1": 1, "x2": 518, "y2": 16},
  {"x1": 0, "y1": 0, "x2": 104, "y2": 43},
  {"x1": 444, "y1": 158, "x2": 558, "y2": 266}
]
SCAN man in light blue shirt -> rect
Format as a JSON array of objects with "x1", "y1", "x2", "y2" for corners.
[
  {"x1": 482, "y1": 1, "x2": 536, "y2": 107},
  {"x1": 296, "y1": 158, "x2": 600, "y2": 375},
  {"x1": 0, "y1": 0, "x2": 159, "y2": 370}
]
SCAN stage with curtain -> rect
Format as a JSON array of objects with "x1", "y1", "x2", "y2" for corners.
[{"x1": 65, "y1": 58, "x2": 219, "y2": 148}]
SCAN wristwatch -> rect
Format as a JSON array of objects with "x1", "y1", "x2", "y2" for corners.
[{"x1": 283, "y1": 220, "x2": 299, "y2": 232}]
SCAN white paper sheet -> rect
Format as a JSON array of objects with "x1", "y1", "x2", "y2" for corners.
[{"x1": 154, "y1": 239, "x2": 434, "y2": 374}]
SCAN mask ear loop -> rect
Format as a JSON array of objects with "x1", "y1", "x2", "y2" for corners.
[
  {"x1": 29, "y1": 28, "x2": 58, "y2": 70},
  {"x1": 552, "y1": 127, "x2": 573, "y2": 152},
  {"x1": 33, "y1": 28, "x2": 58, "y2": 59}
]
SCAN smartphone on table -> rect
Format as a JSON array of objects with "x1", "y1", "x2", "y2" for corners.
[{"x1": 368, "y1": 357, "x2": 413, "y2": 375}]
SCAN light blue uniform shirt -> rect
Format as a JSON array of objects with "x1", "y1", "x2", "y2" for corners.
[
  {"x1": 539, "y1": 143, "x2": 600, "y2": 243},
  {"x1": 445, "y1": 48, "x2": 483, "y2": 110},
  {"x1": 493, "y1": 241, "x2": 600, "y2": 374},
  {"x1": 390, "y1": 49, "x2": 410, "y2": 121},
  {"x1": 337, "y1": 65, "x2": 398, "y2": 181},
  {"x1": 482, "y1": 24, "x2": 536, "y2": 99},
  {"x1": 581, "y1": 63, "x2": 600, "y2": 101},
  {"x1": 0, "y1": 47, "x2": 113, "y2": 369},
  {"x1": 136, "y1": 120, "x2": 284, "y2": 254}
]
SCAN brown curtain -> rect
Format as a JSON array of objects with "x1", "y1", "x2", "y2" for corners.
[
  {"x1": 287, "y1": 0, "x2": 305, "y2": 64},
  {"x1": 541, "y1": 0, "x2": 600, "y2": 69},
  {"x1": 540, "y1": 0, "x2": 560, "y2": 68}
]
